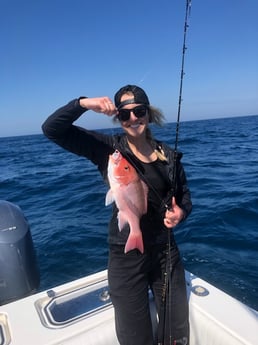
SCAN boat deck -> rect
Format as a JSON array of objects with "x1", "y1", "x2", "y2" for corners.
[{"x1": 0, "y1": 270, "x2": 257, "y2": 345}]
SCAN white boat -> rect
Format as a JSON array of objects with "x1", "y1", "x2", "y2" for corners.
[
  {"x1": 0, "y1": 269, "x2": 258, "y2": 345},
  {"x1": 0, "y1": 201, "x2": 257, "y2": 345}
]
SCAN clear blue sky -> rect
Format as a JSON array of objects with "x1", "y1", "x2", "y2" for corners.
[{"x1": 1, "y1": 0, "x2": 258, "y2": 137}]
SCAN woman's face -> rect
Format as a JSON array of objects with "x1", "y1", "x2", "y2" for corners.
[{"x1": 119, "y1": 94, "x2": 149, "y2": 139}]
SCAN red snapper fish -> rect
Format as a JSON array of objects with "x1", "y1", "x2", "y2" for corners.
[{"x1": 105, "y1": 150, "x2": 148, "y2": 254}]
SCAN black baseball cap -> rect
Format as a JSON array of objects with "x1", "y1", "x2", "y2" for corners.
[{"x1": 114, "y1": 85, "x2": 150, "y2": 109}]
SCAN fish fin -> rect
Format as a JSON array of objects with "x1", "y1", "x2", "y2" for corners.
[
  {"x1": 124, "y1": 232, "x2": 144, "y2": 254},
  {"x1": 117, "y1": 212, "x2": 127, "y2": 231},
  {"x1": 105, "y1": 189, "x2": 114, "y2": 206}
]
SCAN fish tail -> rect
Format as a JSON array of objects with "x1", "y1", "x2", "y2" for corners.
[{"x1": 124, "y1": 232, "x2": 144, "y2": 254}]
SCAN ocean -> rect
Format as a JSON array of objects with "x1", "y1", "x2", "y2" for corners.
[{"x1": 1, "y1": 115, "x2": 257, "y2": 311}]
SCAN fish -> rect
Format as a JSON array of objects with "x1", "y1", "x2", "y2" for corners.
[{"x1": 105, "y1": 150, "x2": 148, "y2": 254}]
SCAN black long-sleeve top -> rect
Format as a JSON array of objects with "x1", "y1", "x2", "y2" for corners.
[{"x1": 42, "y1": 99, "x2": 192, "y2": 247}]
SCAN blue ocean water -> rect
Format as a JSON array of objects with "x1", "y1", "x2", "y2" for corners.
[{"x1": 1, "y1": 115, "x2": 258, "y2": 310}]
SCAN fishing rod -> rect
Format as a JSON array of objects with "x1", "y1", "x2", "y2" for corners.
[
  {"x1": 173, "y1": 0, "x2": 191, "y2": 161},
  {"x1": 159, "y1": 1, "x2": 192, "y2": 344}
]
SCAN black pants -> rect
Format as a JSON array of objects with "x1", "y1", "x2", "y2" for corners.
[{"x1": 108, "y1": 242, "x2": 189, "y2": 345}]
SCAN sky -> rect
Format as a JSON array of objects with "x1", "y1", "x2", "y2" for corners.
[{"x1": 1, "y1": 0, "x2": 258, "y2": 137}]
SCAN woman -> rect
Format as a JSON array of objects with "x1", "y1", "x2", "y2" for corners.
[{"x1": 42, "y1": 85, "x2": 192, "y2": 345}]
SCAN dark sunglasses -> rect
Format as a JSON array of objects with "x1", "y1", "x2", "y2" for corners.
[{"x1": 117, "y1": 105, "x2": 148, "y2": 122}]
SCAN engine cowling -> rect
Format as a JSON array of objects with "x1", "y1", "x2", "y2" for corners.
[{"x1": 0, "y1": 200, "x2": 40, "y2": 305}]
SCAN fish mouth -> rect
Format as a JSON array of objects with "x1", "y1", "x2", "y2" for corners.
[{"x1": 110, "y1": 150, "x2": 122, "y2": 164}]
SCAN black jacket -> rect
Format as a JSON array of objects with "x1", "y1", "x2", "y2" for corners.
[{"x1": 42, "y1": 98, "x2": 192, "y2": 247}]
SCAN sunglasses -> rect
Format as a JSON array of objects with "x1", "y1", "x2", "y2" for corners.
[{"x1": 117, "y1": 105, "x2": 148, "y2": 122}]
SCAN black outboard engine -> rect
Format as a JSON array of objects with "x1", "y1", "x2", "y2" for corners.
[{"x1": 0, "y1": 200, "x2": 40, "y2": 305}]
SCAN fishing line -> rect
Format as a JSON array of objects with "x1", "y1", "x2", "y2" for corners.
[
  {"x1": 161, "y1": 1, "x2": 192, "y2": 344},
  {"x1": 137, "y1": 70, "x2": 152, "y2": 85}
]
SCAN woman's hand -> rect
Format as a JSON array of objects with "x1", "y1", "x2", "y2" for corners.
[
  {"x1": 79, "y1": 97, "x2": 117, "y2": 116},
  {"x1": 164, "y1": 197, "x2": 185, "y2": 228}
]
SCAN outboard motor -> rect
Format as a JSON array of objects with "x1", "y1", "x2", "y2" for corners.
[{"x1": 0, "y1": 200, "x2": 40, "y2": 305}]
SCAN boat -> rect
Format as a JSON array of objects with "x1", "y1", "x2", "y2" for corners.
[
  {"x1": 0, "y1": 201, "x2": 257, "y2": 345},
  {"x1": 1, "y1": 269, "x2": 258, "y2": 345}
]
